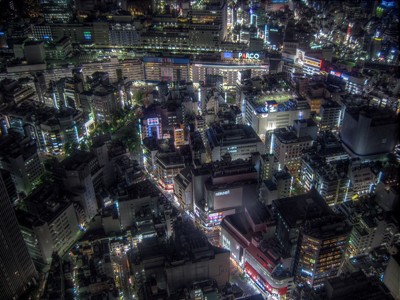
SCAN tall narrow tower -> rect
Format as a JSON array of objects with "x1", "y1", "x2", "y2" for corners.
[{"x1": 0, "y1": 172, "x2": 37, "y2": 299}]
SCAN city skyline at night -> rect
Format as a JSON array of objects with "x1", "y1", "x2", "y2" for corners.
[{"x1": 0, "y1": 0, "x2": 399, "y2": 299}]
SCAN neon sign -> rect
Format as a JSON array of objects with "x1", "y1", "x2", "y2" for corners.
[
  {"x1": 330, "y1": 70, "x2": 342, "y2": 77},
  {"x1": 238, "y1": 52, "x2": 260, "y2": 60},
  {"x1": 147, "y1": 118, "x2": 159, "y2": 126}
]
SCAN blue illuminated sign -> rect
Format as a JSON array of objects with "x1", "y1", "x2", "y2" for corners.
[
  {"x1": 224, "y1": 52, "x2": 233, "y2": 59},
  {"x1": 84, "y1": 31, "x2": 92, "y2": 40}
]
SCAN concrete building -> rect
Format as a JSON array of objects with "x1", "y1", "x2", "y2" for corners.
[
  {"x1": 205, "y1": 124, "x2": 264, "y2": 162},
  {"x1": 259, "y1": 154, "x2": 279, "y2": 181},
  {"x1": 268, "y1": 124, "x2": 314, "y2": 176},
  {"x1": 300, "y1": 153, "x2": 350, "y2": 205},
  {"x1": 294, "y1": 215, "x2": 351, "y2": 289},
  {"x1": 383, "y1": 254, "x2": 400, "y2": 300},
  {"x1": 17, "y1": 185, "x2": 79, "y2": 268},
  {"x1": 118, "y1": 180, "x2": 159, "y2": 230},
  {"x1": 347, "y1": 159, "x2": 376, "y2": 198},
  {"x1": 260, "y1": 170, "x2": 293, "y2": 205},
  {"x1": 340, "y1": 106, "x2": 398, "y2": 158},
  {"x1": 0, "y1": 170, "x2": 37, "y2": 300},
  {"x1": 319, "y1": 100, "x2": 342, "y2": 132},
  {"x1": 0, "y1": 132, "x2": 44, "y2": 196},
  {"x1": 191, "y1": 61, "x2": 269, "y2": 88},
  {"x1": 220, "y1": 204, "x2": 294, "y2": 298},
  {"x1": 24, "y1": 41, "x2": 46, "y2": 65},
  {"x1": 243, "y1": 96, "x2": 311, "y2": 138},
  {"x1": 92, "y1": 85, "x2": 118, "y2": 123},
  {"x1": 173, "y1": 167, "x2": 193, "y2": 211},
  {"x1": 324, "y1": 271, "x2": 394, "y2": 300},
  {"x1": 273, "y1": 191, "x2": 334, "y2": 257},
  {"x1": 155, "y1": 151, "x2": 185, "y2": 191},
  {"x1": 332, "y1": 199, "x2": 400, "y2": 258},
  {"x1": 143, "y1": 57, "x2": 190, "y2": 82},
  {"x1": 55, "y1": 151, "x2": 101, "y2": 222},
  {"x1": 109, "y1": 23, "x2": 140, "y2": 46},
  {"x1": 164, "y1": 221, "x2": 230, "y2": 293}
]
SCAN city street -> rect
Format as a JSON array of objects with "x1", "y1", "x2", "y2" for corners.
[{"x1": 112, "y1": 253, "x2": 133, "y2": 300}]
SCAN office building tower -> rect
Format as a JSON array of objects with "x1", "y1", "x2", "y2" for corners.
[
  {"x1": 0, "y1": 172, "x2": 37, "y2": 299},
  {"x1": 294, "y1": 216, "x2": 351, "y2": 289},
  {"x1": 273, "y1": 191, "x2": 334, "y2": 257}
]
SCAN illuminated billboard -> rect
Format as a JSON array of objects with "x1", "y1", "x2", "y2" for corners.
[
  {"x1": 147, "y1": 118, "x2": 159, "y2": 126},
  {"x1": 223, "y1": 52, "x2": 265, "y2": 60},
  {"x1": 295, "y1": 49, "x2": 305, "y2": 65}
]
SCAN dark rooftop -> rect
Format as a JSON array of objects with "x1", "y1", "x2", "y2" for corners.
[{"x1": 273, "y1": 190, "x2": 333, "y2": 228}]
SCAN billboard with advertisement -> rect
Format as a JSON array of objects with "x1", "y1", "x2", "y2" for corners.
[{"x1": 295, "y1": 49, "x2": 305, "y2": 65}]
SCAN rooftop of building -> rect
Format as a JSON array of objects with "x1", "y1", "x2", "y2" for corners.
[
  {"x1": 293, "y1": 117, "x2": 317, "y2": 127},
  {"x1": 206, "y1": 124, "x2": 261, "y2": 147},
  {"x1": 0, "y1": 131, "x2": 38, "y2": 160},
  {"x1": 124, "y1": 179, "x2": 160, "y2": 200},
  {"x1": 211, "y1": 159, "x2": 257, "y2": 178},
  {"x1": 303, "y1": 215, "x2": 352, "y2": 239},
  {"x1": 248, "y1": 99, "x2": 310, "y2": 114},
  {"x1": 156, "y1": 151, "x2": 185, "y2": 167},
  {"x1": 273, "y1": 190, "x2": 334, "y2": 228},
  {"x1": 321, "y1": 100, "x2": 341, "y2": 109},
  {"x1": 346, "y1": 106, "x2": 398, "y2": 125},
  {"x1": 205, "y1": 176, "x2": 258, "y2": 193},
  {"x1": 223, "y1": 212, "x2": 253, "y2": 239},
  {"x1": 324, "y1": 271, "x2": 394, "y2": 300},
  {"x1": 174, "y1": 166, "x2": 192, "y2": 188},
  {"x1": 273, "y1": 127, "x2": 313, "y2": 143},
  {"x1": 58, "y1": 150, "x2": 96, "y2": 171},
  {"x1": 245, "y1": 202, "x2": 272, "y2": 226},
  {"x1": 166, "y1": 218, "x2": 229, "y2": 265},
  {"x1": 348, "y1": 246, "x2": 391, "y2": 272},
  {"x1": 16, "y1": 184, "x2": 71, "y2": 227}
]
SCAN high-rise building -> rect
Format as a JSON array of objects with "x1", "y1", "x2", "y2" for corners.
[
  {"x1": 55, "y1": 151, "x2": 100, "y2": 222},
  {"x1": 0, "y1": 132, "x2": 45, "y2": 196},
  {"x1": 294, "y1": 215, "x2": 351, "y2": 289},
  {"x1": 17, "y1": 184, "x2": 79, "y2": 268},
  {"x1": 0, "y1": 171, "x2": 37, "y2": 299}
]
